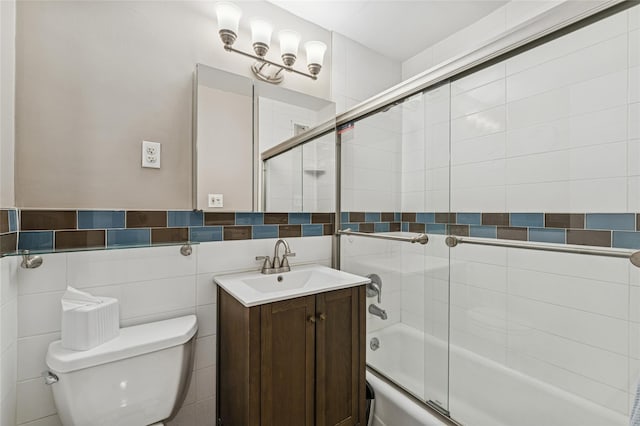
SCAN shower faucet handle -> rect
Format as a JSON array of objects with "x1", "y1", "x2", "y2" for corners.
[
  {"x1": 368, "y1": 283, "x2": 382, "y2": 303},
  {"x1": 366, "y1": 273, "x2": 383, "y2": 303}
]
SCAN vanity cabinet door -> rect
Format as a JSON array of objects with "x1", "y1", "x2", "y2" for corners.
[
  {"x1": 260, "y1": 295, "x2": 316, "y2": 426},
  {"x1": 315, "y1": 287, "x2": 366, "y2": 426}
]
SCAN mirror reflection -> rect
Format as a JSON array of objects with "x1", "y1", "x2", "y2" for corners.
[
  {"x1": 193, "y1": 63, "x2": 336, "y2": 212},
  {"x1": 263, "y1": 131, "x2": 335, "y2": 212}
]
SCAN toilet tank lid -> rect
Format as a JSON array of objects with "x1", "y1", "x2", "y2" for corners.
[{"x1": 46, "y1": 315, "x2": 198, "y2": 373}]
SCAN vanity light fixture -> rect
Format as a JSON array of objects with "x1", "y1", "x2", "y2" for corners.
[{"x1": 214, "y1": 1, "x2": 327, "y2": 84}]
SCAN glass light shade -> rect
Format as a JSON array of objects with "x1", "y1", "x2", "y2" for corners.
[
  {"x1": 278, "y1": 30, "x2": 301, "y2": 56},
  {"x1": 215, "y1": 2, "x2": 242, "y2": 34},
  {"x1": 251, "y1": 19, "x2": 272, "y2": 46},
  {"x1": 305, "y1": 41, "x2": 327, "y2": 66}
]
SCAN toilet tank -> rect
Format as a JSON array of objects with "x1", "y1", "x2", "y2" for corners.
[{"x1": 46, "y1": 315, "x2": 198, "y2": 426}]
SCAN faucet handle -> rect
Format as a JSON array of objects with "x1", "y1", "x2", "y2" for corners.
[
  {"x1": 256, "y1": 256, "x2": 272, "y2": 270},
  {"x1": 284, "y1": 252, "x2": 296, "y2": 257}
]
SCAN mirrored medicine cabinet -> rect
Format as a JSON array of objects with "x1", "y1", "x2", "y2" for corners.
[{"x1": 193, "y1": 63, "x2": 336, "y2": 213}]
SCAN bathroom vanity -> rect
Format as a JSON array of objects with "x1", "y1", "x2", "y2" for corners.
[{"x1": 214, "y1": 265, "x2": 369, "y2": 426}]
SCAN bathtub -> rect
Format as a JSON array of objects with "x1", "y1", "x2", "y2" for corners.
[
  {"x1": 366, "y1": 370, "x2": 447, "y2": 426},
  {"x1": 366, "y1": 323, "x2": 628, "y2": 426}
]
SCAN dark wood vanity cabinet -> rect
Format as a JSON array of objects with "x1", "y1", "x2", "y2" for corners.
[{"x1": 217, "y1": 285, "x2": 366, "y2": 426}]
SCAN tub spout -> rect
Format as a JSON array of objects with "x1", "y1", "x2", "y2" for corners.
[{"x1": 369, "y1": 304, "x2": 387, "y2": 320}]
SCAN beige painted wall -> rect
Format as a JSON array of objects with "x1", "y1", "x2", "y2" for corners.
[
  {"x1": 1, "y1": 0, "x2": 16, "y2": 208},
  {"x1": 197, "y1": 86, "x2": 253, "y2": 211},
  {"x1": 15, "y1": 1, "x2": 331, "y2": 209}
]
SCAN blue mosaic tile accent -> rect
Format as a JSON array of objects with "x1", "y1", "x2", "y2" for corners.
[
  {"x1": 235, "y1": 212, "x2": 264, "y2": 225},
  {"x1": 78, "y1": 210, "x2": 126, "y2": 229},
  {"x1": 288, "y1": 213, "x2": 311, "y2": 224},
  {"x1": 107, "y1": 229, "x2": 150, "y2": 247},
  {"x1": 469, "y1": 225, "x2": 497, "y2": 238},
  {"x1": 510, "y1": 213, "x2": 543, "y2": 228},
  {"x1": 402, "y1": 222, "x2": 409, "y2": 232},
  {"x1": 252, "y1": 225, "x2": 278, "y2": 239},
  {"x1": 426, "y1": 224, "x2": 446, "y2": 234},
  {"x1": 374, "y1": 223, "x2": 390, "y2": 232},
  {"x1": 457, "y1": 213, "x2": 481, "y2": 225},
  {"x1": 190, "y1": 226, "x2": 223, "y2": 242},
  {"x1": 394, "y1": 212, "x2": 401, "y2": 221},
  {"x1": 365, "y1": 212, "x2": 381, "y2": 222},
  {"x1": 416, "y1": 212, "x2": 435, "y2": 223},
  {"x1": 168, "y1": 211, "x2": 204, "y2": 227},
  {"x1": 612, "y1": 231, "x2": 640, "y2": 249},
  {"x1": 8, "y1": 210, "x2": 17, "y2": 232},
  {"x1": 18, "y1": 231, "x2": 53, "y2": 251},
  {"x1": 341, "y1": 212, "x2": 349, "y2": 223},
  {"x1": 302, "y1": 224, "x2": 324, "y2": 237},
  {"x1": 529, "y1": 228, "x2": 565, "y2": 244},
  {"x1": 586, "y1": 214, "x2": 635, "y2": 231},
  {"x1": 342, "y1": 223, "x2": 359, "y2": 231}
]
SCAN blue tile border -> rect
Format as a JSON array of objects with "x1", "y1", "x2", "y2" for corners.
[
  {"x1": 8, "y1": 210, "x2": 17, "y2": 232},
  {"x1": 78, "y1": 210, "x2": 126, "y2": 229},
  {"x1": 302, "y1": 224, "x2": 324, "y2": 237},
  {"x1": 236, "y1": 212, "x2": 264, "y2": 226},
  {"x1": 586, "y1": 213, "x2": 635, "y2": 231},
  {"x1": 457, "y1": 213, "x2": 481, "y2": 225},
  {"x1": 288, "y1": 213, "x2": 311, "y2": 224},
  {"x1": 12, "y1": 209, "x2": 640, "y2": 253},
  {"x1": 510, "y1": 213, "x2": 544, "y2": 228},
  {"x1": 107, "y1": 229, "x2": 150, "y2": 247},
  {"x1": 365, "y1": 212, "x2": 381, "y2": 222},
  {"x1": 612, "y1": 231, "x2": 640, "y2": 249},
  {"x1": 374, "y1": 223, "x2": 390, "y2": 232},
  {"x1": 253, "y1": 225, "x2": 278, "y2": 239},
  {"x1": 168, "y1": 211, "x2": 204, "y2": 227},
  {"x1": 416, "y1": 212, "x2": 435, "y2": 223},
  {"x1": 190, "y1": 226, "x2": 223, "y2": 242},
  {"x1": 18, "y1": 231, "x2": 54, "y2": 251},
  {"x1": 469, "y1": 225, "x2": 497, "y2": 239}
]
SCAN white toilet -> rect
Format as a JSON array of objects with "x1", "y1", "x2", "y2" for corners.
[{"x1": 45, "y1": 315, "x2": 198, "y2": 426}]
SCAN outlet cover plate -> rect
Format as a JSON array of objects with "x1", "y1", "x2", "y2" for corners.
[
  {"x1": 142, "y1": 141, "x2": 161, "y2": 169},
  {"x1": 208, "y1": 194, "x2": 223, "y2": 208}
]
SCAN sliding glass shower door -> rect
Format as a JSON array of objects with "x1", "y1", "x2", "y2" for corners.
[
  {"x1": 337, "y1": 4, "x2": 639, "y2": 426},
  {"x1": 446, "y1": 5, "x2": 639, "y2": 425},
  {"x1": 339, "y1": 84, "x2": 451, "y2": 412}
]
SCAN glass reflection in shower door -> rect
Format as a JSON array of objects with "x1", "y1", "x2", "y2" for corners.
[{"x1": 338, "y1": 85, "x2": 451, "y2": 411}]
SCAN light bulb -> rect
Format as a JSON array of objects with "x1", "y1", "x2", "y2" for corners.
[
  {"x1": 305, "y1": 41, "x2": 326, "y2": 76},
  {"x1": 251, "y1": 19, "x2": 272, "y2": 57},
  {"x1": 215, "y1": 2, "x2": 242, "y2": 46},
  {"x1": 279, "y1": 30, "x2": 300, "y2": 66}
]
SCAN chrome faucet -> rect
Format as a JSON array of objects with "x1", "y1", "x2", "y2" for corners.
[
  {"x1": 369, "y1": 304, "x2": 387, "y2": 320},
  {"x1": 256, "y1": 239, "x2": 296, "y2": 274}
]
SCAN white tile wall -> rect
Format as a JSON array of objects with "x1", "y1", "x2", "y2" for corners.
[
  {"x1": 260, "y1": 98, "x2": 336, "y2": 212},
  {"x1": 341, "y1": 111, "x2": 403, "y2": 212},
  {"x1": 331, "y1": 33, "x2": 401, "y2": 115},
  {"x1": 447, "y1": 243, "x2": 636, "y2": 424},
  {"x1": 445, "y1": 6, "x2": 639, "y2": 213},
  {"x1": 13, "y1": 236, "x2": 331, "y2": 425},
  {"x1": 1, "y1": 256, "x2": 18, "y2": 426}
]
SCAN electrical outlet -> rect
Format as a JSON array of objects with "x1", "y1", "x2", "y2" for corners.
[
  {"x1": 142, "y1": 141, "x2": 161, "y2": 169},
  {"x1": 208, "y1": 194, "x2": 223, "y2": 208}
]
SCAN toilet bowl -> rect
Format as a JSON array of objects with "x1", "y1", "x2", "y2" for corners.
[{"x1": 45, "y1": 315, "x2": 198, "y2": 426}]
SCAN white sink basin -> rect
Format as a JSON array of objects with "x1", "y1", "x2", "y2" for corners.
[{"x1": 213, "y1": 264, "x2": 371, "y2": 307}]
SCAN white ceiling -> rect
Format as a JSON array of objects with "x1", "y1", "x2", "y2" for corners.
[{"x1": 267, "y1": 0, "x2": 509, "y2": 62}]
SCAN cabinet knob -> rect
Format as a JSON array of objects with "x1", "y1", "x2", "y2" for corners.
[
  {"x1": 307, "y1": 315, "x2": 316, "y2": 323},
  {"x1": 318, "y1": 313, "x2": 326, "y2": 321}
]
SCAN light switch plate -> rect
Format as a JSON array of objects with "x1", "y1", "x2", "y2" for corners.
[{"x1": 142, "y1": 141, "x2": 161, "y2": 169}]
